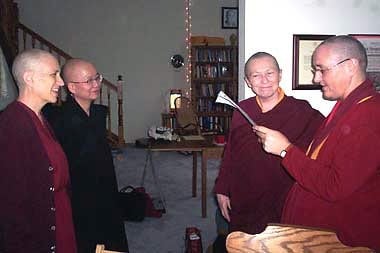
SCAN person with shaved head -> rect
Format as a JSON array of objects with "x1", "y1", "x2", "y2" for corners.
[
  {"x1": 0, "y1": 49, "x2": 77, "y2": 252},
  {"x1": 45, "y1": 59, "x2": 128, "y2": 253}
]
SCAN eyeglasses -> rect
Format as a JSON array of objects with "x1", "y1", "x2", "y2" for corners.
[
  {"x1": 247, "y1": 70, "x2": 278, "y2": 83},
  {"x1": 69, "y1": 73, "x2": 103, "y2": 85},
  {"x1": 311, "y1": 58, "x2": 351, "y2": 76}
]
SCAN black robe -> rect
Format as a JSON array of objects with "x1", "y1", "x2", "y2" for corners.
[{"x1": 44, "y1": 96, "x2": 128, "y2": 253}]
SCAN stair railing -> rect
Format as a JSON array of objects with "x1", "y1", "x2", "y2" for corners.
[{"x1": 16, "y1": 22, "x2": 126, "y2": 147}]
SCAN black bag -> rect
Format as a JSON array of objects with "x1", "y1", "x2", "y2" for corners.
[{"x1": 118, "y1": 186, "x2": 146, "y2": 222}]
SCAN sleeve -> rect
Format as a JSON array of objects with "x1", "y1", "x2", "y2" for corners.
[{"x1": 283, "y1": 104, "x2": 380, "y2": 202}]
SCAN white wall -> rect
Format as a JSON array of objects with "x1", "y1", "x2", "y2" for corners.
[
  {"x1": 15, "y1": 0, "x2": 238, "y2": 142},
  {"x1": 241, "y1": 0, "x2": 380, "y2": 116}
]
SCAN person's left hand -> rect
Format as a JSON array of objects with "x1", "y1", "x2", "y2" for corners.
[{"x1": 253, "y1": 125, "x2": 291, "y2": 156}]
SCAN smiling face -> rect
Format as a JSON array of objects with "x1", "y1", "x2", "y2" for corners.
[
  {"x1": 31, "y1": 54, "x2": 64, "y2": 104},
  {"x1": 65, "y1": 60, "x2": 101, "y2": 105},
  {"x1": 312, "y1": 45, "x2": 352, "y2": 101},
  {"x1": 244, "y1": 56, "x2": 282, "y2": 100}
]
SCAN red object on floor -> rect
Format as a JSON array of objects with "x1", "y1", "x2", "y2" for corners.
[{"x1": 185, "y1": 227, "x2": 203, "y2": 253}]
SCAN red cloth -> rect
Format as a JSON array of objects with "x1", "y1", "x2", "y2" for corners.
[
  {"x1": 282, "y1": 80, "x2": 380, "y2": 250},
  {"x1": 35, "y1": 116, "x2": 77, "y2": 253},
  {"x1": 214, "y1": 95, "x2": 324, "y2": 234}
]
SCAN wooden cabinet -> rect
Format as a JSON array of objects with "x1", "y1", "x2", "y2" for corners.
[{"x1": 191, "y1": 45, "x2": 238, "y2": 135}]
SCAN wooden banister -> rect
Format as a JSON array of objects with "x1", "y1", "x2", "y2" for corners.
[{"x1": 1, "y1": 0, "x2": 125, "y2": 147}]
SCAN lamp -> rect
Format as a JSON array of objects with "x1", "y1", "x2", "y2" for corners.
[
  {"x1": 215, "y1": 91, "x2": 256, "y2": 126},
  {"x1": 169, "y1": 89, "x2": 182, "y2": 111}
]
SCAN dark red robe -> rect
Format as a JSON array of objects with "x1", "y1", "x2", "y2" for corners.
[
  {"x1": 0, "y1": 101, "x2": 76, "y2": 253},
  {"x1": 214, "y1": 95, "x2": 324, "y2": 234},
  {"x1": 282, "y1": 80, "x2": 380, "y2": 250}
]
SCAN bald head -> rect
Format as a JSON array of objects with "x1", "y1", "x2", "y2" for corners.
[
  {"x1": 61, "y1": 58, "x2": 97, "y2": 83},
  {"x1": 12, "y1": 49, "x2": 56, "y2": 89},
  {"x1": 315, "y1": 35, "x2": 368, "y2": 73},
  {"x1": 244, "y1": 52, "x2": 280, "y2": 77}
]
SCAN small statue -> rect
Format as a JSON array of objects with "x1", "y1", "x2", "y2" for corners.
[{"x1": 230, "y1": 33, "x2": 238, "y2": 46}]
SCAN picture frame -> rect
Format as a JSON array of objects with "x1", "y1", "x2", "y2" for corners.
[
  {"x1": 222, "y1": 7, "x2": 238, "y2": 29},
  {"x1": 350, "y1": 34, "x2": 380, "y2": 91},
  {"x1": 292, "y1": 34, "x2": 334, "y2": 90}
]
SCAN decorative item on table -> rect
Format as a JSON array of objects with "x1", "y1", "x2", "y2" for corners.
[
  {"x1": 147, "y1": 125, "x2": 179, "y2": 141},
  {"x1": 215, "y1": 91, "x2": 256, "y2": 127}
]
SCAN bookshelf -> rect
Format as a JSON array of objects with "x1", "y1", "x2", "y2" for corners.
[{"x1": 191, "y1": 45, "x2": 238, "y2": 135}]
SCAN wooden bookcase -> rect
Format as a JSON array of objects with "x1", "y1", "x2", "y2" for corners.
[{"x1": 191, "y1": 45, "x2": 238, "y2": 135}]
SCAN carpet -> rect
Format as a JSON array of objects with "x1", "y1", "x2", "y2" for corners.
[{"x1": 114, "y1": 145, "x2": 222, "y2": 252}]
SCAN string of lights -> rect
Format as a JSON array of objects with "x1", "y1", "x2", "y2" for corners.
[{"x1": 184, "y1": 0, "x2": 192, "y2": 95}]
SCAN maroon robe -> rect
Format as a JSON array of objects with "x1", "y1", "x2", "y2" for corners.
[
  {"x1": 282, "y1": 80, "x2": 380, "y2": 250},
  {"x1": 214, "y1": 95, "x2": 324, "y2": 234},
  {"x1": 0, "y1": 101, "x2": 76, "y2": 253}
]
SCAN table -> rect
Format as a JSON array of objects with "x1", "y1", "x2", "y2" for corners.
[{"x1": 141, "y1": 137, "x2": 225, "y2": 218}]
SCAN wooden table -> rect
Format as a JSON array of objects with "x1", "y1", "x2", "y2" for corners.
[{"x1": 141, "y1": 137, "x2": 224, "y2": 218}]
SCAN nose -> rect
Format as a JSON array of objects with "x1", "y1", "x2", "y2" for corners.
[
  {"x1": 313, "y1": 71, "x2": 321, "y2": 84},
  {"x1": 261, "y1": 74, "x2": 269, "y2": 83},
  {"x1": 56, "y1": 75, "x2": 64, "y2": 86}
]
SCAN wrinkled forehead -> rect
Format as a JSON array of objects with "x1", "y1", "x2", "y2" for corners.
[{"x1": 248, "y1": 57, "x2": 279, "y2": 73}]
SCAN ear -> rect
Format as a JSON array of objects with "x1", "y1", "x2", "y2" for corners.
[
  {"x1": 244, "y1": 77, "x2": 252, "y2": 88},
  {"x1": 67, "y1": 82, "x2": 76, "y2": 94},
  {"x1": 348, "y1": 58, "x2": 360, "y2": 74},
  {"x1": 23, "y1": 71, "x2": 34, "y2": 86},
  {"x1": 278, "y1": 69, "x2": 283, "y2": 82}
]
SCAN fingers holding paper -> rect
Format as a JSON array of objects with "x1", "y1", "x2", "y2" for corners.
[{"x1": 253, "y1": 125, "x2": 291, "y2": 156}]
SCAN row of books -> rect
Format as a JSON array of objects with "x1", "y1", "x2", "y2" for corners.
[
  {"x1": 198, "y1": 116, "x2": 229, "y2": 133},
  {"x1": 197, "y1": 83, "x2": 232, "y2": 97},
  {"x1": 193, "y1": 63, "x2": 232, "y2": 79},
  {"x1": 197, "y1": 98, "x2": 230, "y2": 112},
  {"x1": 194, "y1": 48, "x2": 234, "y2": 62}
]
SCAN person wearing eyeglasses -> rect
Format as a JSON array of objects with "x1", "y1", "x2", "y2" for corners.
[
  {"x1": 254, "y1": 36, "x2": 380, "y2": 250},
  {"x1": 44, "y1": 59, "x2": 128, "y2": 253},
  {"x1": 0, "y1": 49, "x2": 77, "y2": 252},
  {"x1": 213, "y1": 52, "x2": 324, "y2": 250}
]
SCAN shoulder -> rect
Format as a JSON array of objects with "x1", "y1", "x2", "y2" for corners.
[
  {"x1": 282, "y1": 96, "x2": 321, "y2": 114},
  {"x1": 238, "y1": 96, "x2": 256, "y2": 109}
]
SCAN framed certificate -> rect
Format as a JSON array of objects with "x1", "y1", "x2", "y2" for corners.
[{"x1": 292, "y1": 34, "x2": 334, "y2": 90}]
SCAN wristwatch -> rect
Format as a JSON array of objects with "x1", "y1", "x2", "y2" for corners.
[
  {"x1": 280, "y1": 143, "x2": 293, "y2": 158},
  {"x1": 280, "y1": 149, "x2": 287, "y2": 158}
]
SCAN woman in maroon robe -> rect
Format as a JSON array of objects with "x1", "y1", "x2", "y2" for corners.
[
  {"x1": 214, "y1": 52, "x2": 324, "y2": 235},
  {"x1": 0, "y1": 49, "x2": 76, "y2": 253}
]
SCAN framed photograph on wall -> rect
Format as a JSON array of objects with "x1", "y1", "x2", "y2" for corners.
[
  {"x1": 222, "y1": 7, "x2": 238, "y2": 29},
  {"x1": 350, "y1": 34, "x2": 380, "y2": 91},
  {"x1": 292, "y1": 34, "x2": 334, "y2": 90}
]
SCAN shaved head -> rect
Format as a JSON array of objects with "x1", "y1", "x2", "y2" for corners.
[{"x1": 12, "y1": 49, "x2": 56, "y2": 89}]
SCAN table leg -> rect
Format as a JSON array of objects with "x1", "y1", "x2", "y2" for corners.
[
  {"x1": 201, "y1": 150, "x2": 207, "y2": 218},
  {"x1": 192, "y1": 151, "x2": 197, "y2": 197}
]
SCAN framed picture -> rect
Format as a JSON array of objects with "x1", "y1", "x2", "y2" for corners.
[
  {"x1": 222, "y1": 7, "x2": 238, "y2": 29},
  {"x1": 350, "y1": 34, "x2": 380, "y2": 91},
  {"x1": 292, "y1": 34, "x2": 334, "y2": 90}
]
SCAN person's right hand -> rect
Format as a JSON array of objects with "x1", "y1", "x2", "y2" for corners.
[{"x1": 216, "y1": 193, "x2": 231, "y2": 222}]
